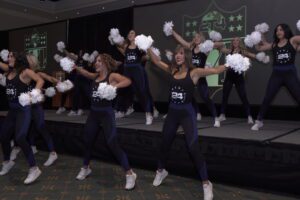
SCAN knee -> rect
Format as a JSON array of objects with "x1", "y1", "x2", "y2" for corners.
[{"x1": 15, "y1": 134, "x2": 27, "y2": 145}]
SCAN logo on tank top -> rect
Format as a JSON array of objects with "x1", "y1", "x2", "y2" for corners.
[
  {"x1": 92, "y1": 86, "x2": 101, "y2": 102},
  {"x1": 192, "y1": 58, "x2": 201, "y2": 65},
  {"x1": 6, "y1": 84, "x2": 17, "y2": 99},
  {"x1": 276, "y1": 49, "x2": 291, "y2": 64},
  {"x1": 171, "y1": 86, "x2": 186, "y2": 104},
  {"x1": 126, "y1": 52, "x2": 137, "y2": 63}
]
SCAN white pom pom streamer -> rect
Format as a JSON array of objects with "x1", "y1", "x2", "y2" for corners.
[
  {"x1": 88, "y1": 54, "x2": 95, "y2": 63},
  {"x1": 110, "y1": 28, "x2": 120, "y2": 37},
  {"x1": 57, "y1": 41, "x2": 65, "y2": 53},
  {"x1": 109, "y1": 28, "x2": 125, "y2": 45},
  {"x1": 97, "y1": 82, "x2": 117, "y2": 100},
  {"x1": 56, "y1": 82, "x2": 67, "y2": 93},
  {"x1": 0, "y1": 73, "x2": 6, "y2": 86},
  {"x1": 225, "y1": 54, "x2": 251, "y2": 74},
  {"x1": 91, "y1": 50, "x2": 99, "y2": 57},
  {"x1": 165, "y1": 50, "x2": 173, "y2": 62},
  {"x1": 244, "y1": 31, "x2": 262, "y2": 48},
  {"x1": 54, "y1": 54, "x2": 63, "y2": 63},
  {"x1": 59, "y1": 57, "x2": 75, "y2": 73},
  {"x1": 262, "y1": 55, "x2": 270, "y2": 64},
  {"x1": 209, "y1": 31, "x2": 222, "y2": 42},
  {"x1": 255, "y1": 52, "x2": 266, "y2": 62},
  {"x1": 297, "y1": 20, "x2": 300, "y2": 32},
  {"x1": 113, "y1": 35, "x2": 125, "y2": 45},
  {"x1": 244, "y1": 35, "x2": 253, "y2": 48},
  {"x1": 151, "y1": 47, "x2": 161, "y2": 60},
  {"x1": 255, "y1": 23, "x2": 269, "y2": 33},
  {"x1": 82, "y1": 53, "x2": 90, "y2": 61},
  {"x1": 0, "y1": 49, "x2": 9, "y2": 62},
  {"x1": 199, "y1": 40, "x2": 214, "y2": 54},
  {"x1": 163, "y1": 21, "x2": 174, "y2": 36},
  {"x1": 18, "y1": 93, "x2": 31, "y2": 107},
  {"x1": 135, "y1": 34, "x2": 154, "y2": 52},
  {"x1": 64, "y1": 80, "x2": 74, "y2": 91},
  {"x1": 108, "y1": 35, "x2": 114, "y2": 45},
  {"x1": 45, "y1": 87, "x2": 56, "y2": 97},
  {"x1": 30, "y1": 89, "x2": 44, "y2": 104}
]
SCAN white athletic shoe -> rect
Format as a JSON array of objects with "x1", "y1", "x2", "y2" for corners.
[
  {"x1": 0, "y1": 161, "x2": 15, "y2": 175},
  {"x1": 203, "y1": 181, "x2": 213, "y2": 200},
  {"x1": 162, "y1": 114, "x2": 167, "y2": 119},
  {"x1": 125, "y1": 172, "x2": 137, "y2": 190},
  {"x1": 145, "y1": 113, "x2": 153, "y2": 125},
  {"x1": 77, "y1": 109, "x2": 84, "y2": 116},
  {"x1": 115, "y1": 111, "x2": 125, "y2": 119},
  {"x1": 67, "y1": 110, "x2": 77, "y2": 117},
  {"x1": 218, "y1": 114, "x2": 226, "y2": 122},
  {"x1": 56, "y1": 107, "x2": 66, "y2": 114},
  {"x1": 24, "y1": 167, "x2": 42, "y2": 184},
  {"x1": 213, "y1": 118, "x2": 220, "y2": 128},
  {"x1": 31, "y1": 146, "x2": 38, "y2": 154},
  {"x1": 10, "y1": 147, "x2": 21, "y2": 161},
  {"x1": 153, "y1": 108, "x2": 159, "y2": 118},
  {"x1": 196, "y1": 113, "x2": 202, "y2": 121},
  {"x1": 125, "y1": 107, "x2": 134, "y2": 116},
  {"x1": 248, "y1": 116, "x2": 254, "y2": 124},
  {"x1": 43, "y1": 152, "x2": 58, "y2": 167},
  {"x1": 76, "y1": 167, "x2": 92, "y2": 180},
  {"x1": 251, "y1": 120, "x2": 264, "y2": 131},
  {"x1": 153, "y1": 169, "x2": 168, "y2": 186}
]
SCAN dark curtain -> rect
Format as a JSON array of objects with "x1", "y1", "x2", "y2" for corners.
[{"x1": 0, "y1": 31, "x2": 9, "y2": 110}]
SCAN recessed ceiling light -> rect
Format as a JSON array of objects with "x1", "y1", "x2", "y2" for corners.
[{"x1": 76, "y1": 11, "x2": 80, "y2": 15}]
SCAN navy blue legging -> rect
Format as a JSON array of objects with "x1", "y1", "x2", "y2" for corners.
[
  {"x1": 257, "y1": 68, "x2": 300, "y2": 120},
  {"x1": 196, "y1": 78, "x2": 217, "y2": 118},
  {"x1": 72, "y1": 79, "x2": 91, "y2": 111},
  {"x1": 123, "y1": 64, "x2": 152, "y2": 112},
  {"x1": 28, "y1": 104, "x2": 55, "y2": 152},
  {"x1": 158, "y1": 103, "x2": 208, "y2": 181},
  {"x1": 220, "y1": 71, "x2": 251, "y2": 116},
  {"x1": 83, "y1": 106, "x2": 130, "y2": 171},
  {"x1": 0, "y1": 104, "x2": 36, "y2": 167}
]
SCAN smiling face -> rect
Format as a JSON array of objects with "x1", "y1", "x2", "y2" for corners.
[
  {"x1": 232, "y1": 37, "x2": 241, "y2": 49},
  {"x1": 193, "y1": 33, "x2": 204, "y2": 45},
  {"x1": 8, "y1": 52, "x2": 16, "y2": 67},
  {"x1": 127, "y1": 30, "x2": 136, "y2": 42},
  {"x1": 174, "y1": 47, "x2": 185, "y2": 66},
  {"x1": 94, "y1": 55, "x2": 108, "y2": 74},
  {"x1": 276, "y1": 25, "x2": 285, "y2": 40}
]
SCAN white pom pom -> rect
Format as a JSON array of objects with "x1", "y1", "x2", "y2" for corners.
[
  {"x1": 135, "y1": 34, "x2": 154, "y2": 52},
  {"x1": 163, "y1": 21, "x2": 174, "y2": 36},
  {"x1": 244, "y1": 35, "x2": 253, "y2": 48},
  {"x1": 109, "y1": 28, "x2": 125, "y2": 45},
  {"x1": 88, "y1": 54, "x2": 95, "y2": 63},
  {"x1": 56, "y1": 82, "x2": 67, "y2": 93},
  {"x1": 54, "y1": 54, "x2": 63, "y2": 63},
  {"x1": 199, "y1": 40, "x2": 214, "y2": 54},
  {"x1": 113, "y1": 35, "x2": 125, "y2": 45},
  {"x1": 0, "y1": 49, "x2": 9, "y2": 62},
  {"x1": 91, "y1": 50, "x2": 99, "y2": 57},
  {"x1": 0, "y1": 73, "x2": 6, "y2": 86},
  {"x1": 82, "y1": 53, "x2": 90, "y2": 61},
  {"x1": 250, "y1": 31, "x2": 262, "y2": 45},
  {"x1": 18, "y1": 93, "x2": 31, "y2": 107},
  {"x1": 97, "y1": 82, "x2": 117, "y2": 100},
  {"x1": 110, "y1": 28, "x2": 120, "y2": 37},
  {"x1": 59, "y1": 57, "x2": 75, "y2": 73},
  {"x1": 255, "y1": 52, "x2": 266, "y2": 62},
  {"x1": 209, "y1": 31, "x2": 222, "y2": 42},
  {"x1": 30, "y1": 89, "x2": 44, "y2": 104},
  {"x1": 165, "y1": 50, "x2": 173, "y2": 62},
  {"x1": 255, "y1": 23, "x2": 269, "y2": 33},
  {"x1": 63, "y1": 80, "x2": 74, "y2": 91},
  {"x1": 151, "y1": 47, "x2": 161, "y2": 60},
  {"x1": 262, "y1": 55, "x2": 270, "y2": 64},
  {"x1": 57, "y1": 41, "x2": 65, "y2": 53},
  {"x1": 108, "y1": 35, "x2": 115, "y2": 45},
  {"x1": 45, "y1": 87, "x2": 56, "y2": 97},
  {"x1": 297, "y1": 20, "x2": 300, "y2": 32},
  {"x1": 225, "y1": 54, "x2": 251, "y2": 74}
]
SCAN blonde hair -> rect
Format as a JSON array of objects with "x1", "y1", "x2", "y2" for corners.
[
  {"x1": 95, "y1": 54, "x2": 119, "y2": 73},
  {"x1": 26, "y1": 54, "x2": 40, "y2": 71}
]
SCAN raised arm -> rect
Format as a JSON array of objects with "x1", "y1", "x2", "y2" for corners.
[
  {"x1": 147, "y1": 48, "x2": 170, "y2": 73},
  {"x1": 74, "y1": 66, "x2": 98, "y2": 80},
  {"x1": 172, "y1": 30, "x2": 191, "y2": 49},
  {"x1": 63, "y1": 49, "x2": 78, "y2": 61},
  {"x1": 23, "y1": 69, "x2": 44, "y2": 89},
  {"x1": 290, "y1": 35, "x2": 300, "y2": 49},
  {"x1": 37, "y1": 72, "x2": 59, "y2": 84},
  {"x1": 0, "y1": 62, "x2": 9, "y2": 72},
  {"x1": 214, "y1": 41, "x2": 231, "y2": 54},
  {"x1": 255, "y1": 34, "x2": 272, "y2": 51},
  {"x1": 109, "y1": 73, "x2": 131, "y2": 88},
  {"x1": 191, "y1": 65, "x2": 226, "y2": 84},
  {"x1": 242, "y1": 50, "x2": 256, "y2": 60}
]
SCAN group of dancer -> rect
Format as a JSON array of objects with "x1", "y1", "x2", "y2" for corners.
[{"x1": 0, "y1": 21, "x2": 299, "y2": 200}]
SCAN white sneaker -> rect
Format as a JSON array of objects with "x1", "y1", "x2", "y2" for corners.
[
  {"x1": 10, "y1": 140, "x2": 14, "y2": 148},
  {"x1": 197, "y1": 113, "x2": 202, "y2": 121},
  {"x1": 145, "y1": 113, "x2": 153, "y2": 125},
  {"x1": 0, "y1": 161, "x2": 15, "y2": 175},
  {"x1": 203, "y1": 181, "x2": 213, "y2": 200},
  {"x1": 10, "y1": 147, "x2": 21, "y2": 161},
  {"x1": 31, "y1": 146, "x2": 38, "y2": 154},
  {"x1": 115, "y1": 111, "x2": 125, "y2": 119},
  {"x1": 24, "y1": 167, "x2": 42, "y2": 184},
  {"x1": 76, "y1": 167, "x2": 92, "y2": 180},
  {"x1": 162, "y1": 114, "x2": 167, "y2": 119},
  {"x1": 153, "y1": 108, "x2": 159, "y2": 118},
  {"x1": 251, "y1": 120, "x2": 263, "y2": 131},
  {"x1": 218, "y1": 114, "x2": 226, "y2": 122},
  {"x1": 77, "y1": 109, "x2": 84, "y2": 116},
  {"x1": 248, "y1": 116, "x2": 254, "y2": 124},
  {"x1": 43, "y1": 152, "x2": 58, "y2": 167},
  {"x1": 125, "y1": 172, "x2": 137, "y2": 190},
  {"x1": 125, "y1": 107, "x2": 134, "y2": 116},
  {"x1": 56, "y1": 107, "x2": 66, "y2": 114},
  {"x1": 213, "y1": 119, "x2": 220, "y2": 128},
  {"x1": 68, "y1": 110, "x2": 77, "y2": 117},
  {"x1": 153, "y1": 169, "x2": 168, "y2": 186}
]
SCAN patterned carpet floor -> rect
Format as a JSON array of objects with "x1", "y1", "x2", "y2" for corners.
[{"x1": 0, "y1": 151, "x2": 298, "y2": 200}]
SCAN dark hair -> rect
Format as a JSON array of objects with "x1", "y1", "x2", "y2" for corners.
[
  {"x1": 14, "y1": 53, "x2": 30, "y2": 74},
  {"x1": 94, "y1": 53, "x2": 119, "y2": 73},
  {"x1": 273, "y1": 23, "x2": 294, "y2": 44},
  {"x1": 170, "y1": 45, "x2": 195, "y2": 73}
]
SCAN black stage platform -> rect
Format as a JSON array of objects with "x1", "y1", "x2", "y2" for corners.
[{"x1": 0, "y1": 110, "x2": 299, "y2": 196}]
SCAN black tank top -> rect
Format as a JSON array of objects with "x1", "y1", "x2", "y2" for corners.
[
  {"x1": 272, "y1": 40, "x2": 296, "y2": 66},
  {"x1": 192, "y1": 47, "x2": 207, "y2": 68},
  {"x1": 124, "y1": 47, "x2": 144, "y2": 65},
  {"x1": 91, "y1": 74, "x2": 112, "y2": 107},
  {"x1": 6, "y1": 73, "x2": 29, "y2": 103},
  {"x1": 169, "y1": 69, "x2": 195, "y2": 105}
]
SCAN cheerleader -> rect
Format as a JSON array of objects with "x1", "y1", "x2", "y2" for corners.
[
  {"x1": 252, "y1": 24, "x2": 300, "y2": 130},
  {"x1": 75, "y1": 53, "x2": 137, "y2": 190},
  {"x1": 148, "y1": 45, "x2": 226, "y2": 200}
]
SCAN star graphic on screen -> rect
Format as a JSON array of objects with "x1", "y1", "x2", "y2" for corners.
[
  {"x1": 186, "y1": 22, "x2": 191, "y2": 27},
  {"x1": 229, "y1": 26, "x2": 235, "y2": 32},
  {"x1": 236, "y1": 25, "x2": 243, "y2": 31},
  {"x1": 185, "y1": 31, "x2": 191, "y2": 37},
  {"x1": 192, "y1": 21, "x2": 197, "y2": 27},
  {"x1": 229, "y1": 15, "x2": 235, "y2": 22},
  {"x1": 236, "y1": 14, "x2": 243, "y2": 21}
]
